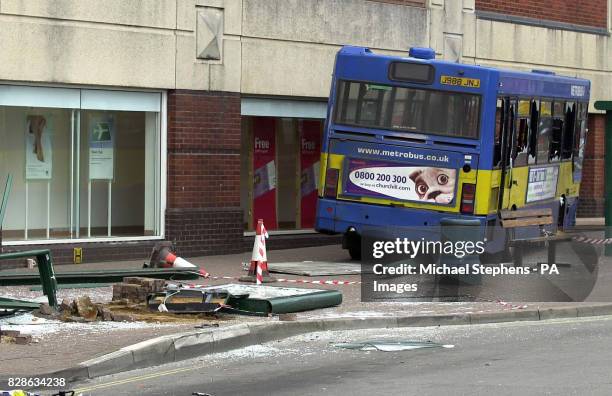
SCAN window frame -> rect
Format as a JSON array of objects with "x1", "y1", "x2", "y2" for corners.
[{"x1": 0, "y1": 83, "x2": 166, "y2": 246}]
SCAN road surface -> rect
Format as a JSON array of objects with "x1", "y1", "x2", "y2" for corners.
[{"x1": 69, "y1": 315, "x2": 612, "y2": 396}]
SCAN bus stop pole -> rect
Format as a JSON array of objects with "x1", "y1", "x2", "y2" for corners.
[{"x1": 594, "y1": 101, "x2": 612, "y2": 256}]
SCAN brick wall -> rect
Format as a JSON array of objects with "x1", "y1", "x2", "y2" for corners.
[
  {"x1": 476, "y1": 0, "x2": 608, "y2": 28},
  {"x1": 578, "y1": 113, "x2": 605, "y2": 217},
  {"x1": 165, "y1": 90, "x2": 244, "y2": 257}
]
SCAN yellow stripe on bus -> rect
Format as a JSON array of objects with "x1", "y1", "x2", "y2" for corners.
[{"x1": 320, "y1": 153, "x2": 581, "y2": 216}]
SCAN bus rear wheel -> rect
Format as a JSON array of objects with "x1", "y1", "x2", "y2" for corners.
[
  {"x1": 348, "y1": 243, "x2": 361, "y2": 261},
  {"x1": 343, "y1": 232, "x2": 362, "y2": 261}
]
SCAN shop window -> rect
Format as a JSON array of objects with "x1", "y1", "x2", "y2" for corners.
[
  {"x1": 0, "y1": 86, "x2": 162, "y2": 243},
  {"x1": 79, "y1": 110, "x2": 159, "y2": 238},
  {"x1": 241, "y1": 116, "x2": 323, "y2": 232}
]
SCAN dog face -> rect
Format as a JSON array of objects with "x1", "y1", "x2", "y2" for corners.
[{"x1": 409, "y1": 168, "x2": 455, "y2": 203}]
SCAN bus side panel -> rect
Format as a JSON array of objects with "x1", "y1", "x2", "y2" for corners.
[
  {"x1": 318, "y1": 152, "x2": 329, "y2": 197},
  {"x1": 474, "y1": 169, "x2": 500, "y2": 215}
]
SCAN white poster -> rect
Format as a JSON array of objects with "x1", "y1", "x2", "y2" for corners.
[
  {"x1": 526, "y1": 166, "x2": 559, "y2": 203},
  {"x1": 89, "y1": 116, "x2": 115, "y2": 180},
  {"x1": 345, "y1": 159, "x2": 457, "y2": 205},
  {"x1": 25, "y1": 115, "x2": 53, "y2": 180}
]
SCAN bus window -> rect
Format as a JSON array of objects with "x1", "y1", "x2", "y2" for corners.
[
  {"x1": 506, "y1": 99, "x2": 517, "y2": 167},
  {"x1": 397, "y1": 89, "x2": 426, "y2": 131},
  {"x1": 356, "y1": 84, "x2": 386, "y2": 125},
  {"x1": 574, "y1": 102, "x2": 587, "y2": 157},
  {"x1": 528, "y1": 100, "x2": 539, "y2": 164},
  {"x1": 537, "y1": 100, "x2": 552, "y2": 164},
  {"x1": 573, "y1": 102, "x2": 588, "y2": 179},
  {"x1": 561, "y1": 102, "x2": 576, "y2": 160},
  {"x1": 334, "y1": 80, "x2": 481, "y2": 138},
  {"x1": 514, "y1": 99, "x2": 531, "y2": 166},
  {"x1": 335, "y1": 81, "x2": 358, "y2": 124},
  {"x1": 549, "y1": 101, "x2": 564, "y2": 162},
  {"x1": 541, "y1": 101, "x2": 552, "y2": 117},
  {"x1": 493, "y1": 98, "x2": 504, "y2": 168}
]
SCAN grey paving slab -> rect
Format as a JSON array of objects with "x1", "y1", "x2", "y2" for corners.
[{"x1": 267, "y1": 261, "x2": 364, "y2": 276}]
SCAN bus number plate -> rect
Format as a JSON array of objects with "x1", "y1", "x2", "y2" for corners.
[{"x1": 440, "y1": 76, "x2": 480, "y2": 88}]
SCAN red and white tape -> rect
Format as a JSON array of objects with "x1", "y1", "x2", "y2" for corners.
[
  {"x1": 572, "y1": 236, "x2": 612, "y2": 245},
  {"x1": 183, "y1": 273, "x2": 361, "y2": 286},
  {"x1": 275, "y1": 278, "x2": 361, "y2": 285}
]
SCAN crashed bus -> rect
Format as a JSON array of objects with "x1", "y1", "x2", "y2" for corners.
[{"x1": 315, "y1": 46, "x2": 590, "y2": 259}]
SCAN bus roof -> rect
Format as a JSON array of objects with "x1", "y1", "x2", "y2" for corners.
[
  {"x1": 497, "y1": 69, "x2": 590, "y2": 101},
  {"x1": 335, "y1": 46, "x2": 590, "y2": 101}
]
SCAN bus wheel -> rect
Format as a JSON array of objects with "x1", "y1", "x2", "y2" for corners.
[
  {"x1": 348, "y1": 243, "x2": 361, "y2": 261},
  {"x1": 343, "y1": 232, "x2": 362, "y2": 261}
]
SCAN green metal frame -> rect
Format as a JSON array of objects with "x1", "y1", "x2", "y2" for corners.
[
  {"x1": 228, "y1": 290, "x2": 343, "y2": 314},
  {"x1": 0, "y1": 249, "x2": 58, "y2": 308},
  {"x1": 0, "y1": 267, "x2": 200, "y2": 286},
  {"x1": 0, "y1": 296, "x2": 41, "y2": 310},
  {"x1": 0, "y1": 174, "x2": 12, "y2": 228}
]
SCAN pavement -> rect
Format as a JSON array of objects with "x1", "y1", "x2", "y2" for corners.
[
  {"x1": 1, "y1": 231, "x2": 612, "y2": 385},
  {"x1": 68, "y1": 315, "x2": 612, "y2": 396}
]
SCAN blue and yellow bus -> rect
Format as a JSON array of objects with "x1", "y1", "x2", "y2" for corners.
[{"x1": 315, "y1": 46, "x2": 590, "y2": 259}]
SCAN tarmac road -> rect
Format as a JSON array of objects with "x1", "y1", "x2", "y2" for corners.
[{"x1": 69, "y1": 315, "x2": 612, "y2": 396}]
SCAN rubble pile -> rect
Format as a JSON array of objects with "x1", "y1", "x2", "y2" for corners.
[
  {"x1": 34, "y1": 277, "x2": 221, "y2": 324},
  {"x1": 113, "y1": 277, "x2": 166, "y2": 303},
  {"x1": 0, "y1": 329, "x2": 32, "y2": 344},
  {"x1": 34, "y1": 277, "x2": 166, "y2": 323}
]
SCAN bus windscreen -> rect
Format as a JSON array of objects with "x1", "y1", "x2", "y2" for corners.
[{"x1": 334, "y1": 80, "x2": 481, "y2": 139}]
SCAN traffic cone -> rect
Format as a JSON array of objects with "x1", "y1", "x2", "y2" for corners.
[
  {"x1": 240, "y1": 219, "x2": 276, "y2": 283},
  {"x1": 146, "y1": 241, "x2": 210, "y2": 277}
]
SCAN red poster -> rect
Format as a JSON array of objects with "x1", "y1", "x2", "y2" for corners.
[
  {"x1": 252, "y1": 117, "x2": 277, "y2": 230},
  {"x1": 299, "y1": 120, "x2": 322, "y2": 228}
]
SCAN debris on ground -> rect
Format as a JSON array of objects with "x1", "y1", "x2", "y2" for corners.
[
  {"x1": 147, "y1": 288, "x2": 230, "y2": 314},
  {"x1": 333, "y1": 340, "x2": 454, "y2": 351},
  {"x1": 113, "y1": 277, "x2": 166, "y2": 303},
  {"x1": 0, "y1": 328, "x2": 33, "y2": 344},
  {"x1": 278, "y1": 313, "x2": 297, "y2": 321},
  {"x1": 21, "y1": 276, "x2": 343, "y2": 325},
  {"x1": 30, "y1": 277, "x2": 224, "y2": 324}
]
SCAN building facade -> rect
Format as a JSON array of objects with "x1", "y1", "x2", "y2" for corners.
[{"x1": 0, "y1": 0, "x2": 610, "y2": 263}]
